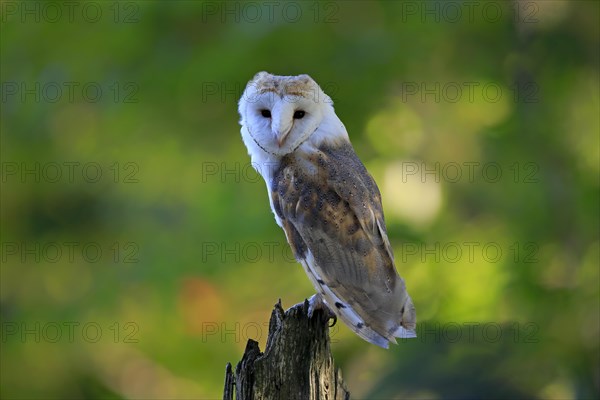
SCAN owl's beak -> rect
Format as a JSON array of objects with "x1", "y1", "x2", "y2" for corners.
[{"x1": 274, "y1": 126, "x2": 292, "y2": 147}]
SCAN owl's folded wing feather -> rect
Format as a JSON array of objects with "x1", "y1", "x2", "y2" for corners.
[{"x1": 272, "y1": 143, "x2": 415, "y2": 348}]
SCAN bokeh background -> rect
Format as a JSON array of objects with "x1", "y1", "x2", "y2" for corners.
[{"x1": 1, "y1": 1, "x2": 598, "y2": 399}]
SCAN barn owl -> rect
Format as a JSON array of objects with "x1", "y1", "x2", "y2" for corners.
[{"x1": 238, "y1": 72, "x2": 416, "y2": 348}]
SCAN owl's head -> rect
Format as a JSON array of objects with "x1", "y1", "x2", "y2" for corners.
[{"x1": 239, "y1": 72, "x2": 337, "y2": 156}]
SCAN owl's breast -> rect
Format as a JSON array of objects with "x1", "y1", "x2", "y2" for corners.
[
  {"x1": 271, "y1": 147, "x2": 380, "y2": 271},
  {"x1": 272, "y1": 150, "x2": 337, "y2": 226}
]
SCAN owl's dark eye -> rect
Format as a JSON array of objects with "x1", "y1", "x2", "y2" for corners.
[
  {"x1": 293, "y1": 110, "x2": 305, "y2": 119},
  {"x1": 260, "y1": 109, "x2": 271, "y2": 118}
]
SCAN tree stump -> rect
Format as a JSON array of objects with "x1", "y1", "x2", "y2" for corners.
[{"x1": 223, "y1": 300, "x2": 350, "y2": 400}]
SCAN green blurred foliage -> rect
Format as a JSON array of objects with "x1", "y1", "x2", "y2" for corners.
[{"x1": 1, "y1": 1, "x2": 598, "y2": 399}]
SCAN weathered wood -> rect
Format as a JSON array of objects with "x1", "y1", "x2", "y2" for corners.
[
  {"x1": 223, "y1": 363, "x2": 234, "y2": 400},
  {"x1": 224, "y1": 300, "x2": 350, "y2": 400}
]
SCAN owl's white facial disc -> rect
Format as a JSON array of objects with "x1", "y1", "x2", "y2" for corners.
[{"x1": 239, "y1": 72, "x2": 331, "y2": 157}]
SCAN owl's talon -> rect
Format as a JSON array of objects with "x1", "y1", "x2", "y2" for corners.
[
  {"x1": 307, "y1": 294, "x2": 337, "y2": 326},
  {"x1": 328, "y1": 315, "x2": 337, "y2": 327},
  {"x1": 307, "y1": 294, "x2": 319, "y2": 318}
]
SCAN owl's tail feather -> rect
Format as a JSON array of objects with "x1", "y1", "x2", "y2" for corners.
[
  {"x1": 300, "y1": 257, "x2": 415, "y2": 348},
  {"x1": 315, "y1": 280, "x2": 392, "y2": 348},
  {"x1": 394, "y1": 325, "x2": 417, "y2": 339},
  {"x1": 351, "y1": 323, "x2": 393, "y2": 349}
]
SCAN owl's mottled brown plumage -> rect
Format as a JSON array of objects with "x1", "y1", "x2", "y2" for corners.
[
  {"x1": 271, "y1": 142, "x2": 416, "y2": 346},
  {"x1": 239, "y1": 72, "x2": 416, "y2": 348}
]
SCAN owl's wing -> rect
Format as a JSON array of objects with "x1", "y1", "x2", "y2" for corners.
[{"x1": 271, "y1": 143, "x2": 415, "y2": 348}]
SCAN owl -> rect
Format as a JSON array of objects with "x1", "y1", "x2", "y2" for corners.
[{"x1": 238, "y1": 72, "x2": 416, "y2": 348}]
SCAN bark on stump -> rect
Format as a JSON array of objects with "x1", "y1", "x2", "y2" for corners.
[{"x1": 223, "y1": 300, "x2": 350, "y2": 400}]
